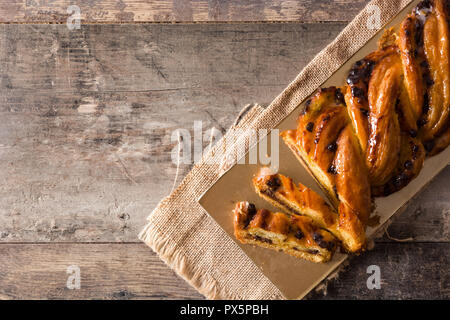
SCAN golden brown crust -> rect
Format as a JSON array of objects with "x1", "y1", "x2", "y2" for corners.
[
  {"x1": 282, "y1": 86, "x2": 348, "y2": 209},
  {"x1": 426, "y1": 124, "x2": 450, "y2": 155},
  {"x1": 253, "y1": 169, "x2": 366, "y2": 253},
  {"x1": 372, "y1": 134, "x2": 426, "y2": 196},
  {"x1": 420, "y1": 0, "x2": 450, "y2": 140},
  {"x1": 334, "y1": 125, "x2": 371, "y2": 225},
  {"x1": 398, "y1": 14, "x2": 425, "y2": 123},
  {"x1": 233, "y1": 202, "x2": 336, "y2": 263},
  {"x1": 236, "y1": 0, "x2": 450, "y2": 264},
  {"x1": 397, "y1": 0, "x2": 450, "y2": 151},
  {"x1": 345, "y1": 46, "x2": 400, "y2": 153},
  {"x1": 281, "y1": 129, "x2": 340, "y2": 210},
  {"x1": 366, "y1": 53, "x2": 403, "y2": 186}
]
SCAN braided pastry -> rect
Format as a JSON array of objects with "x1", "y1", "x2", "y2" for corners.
[
  {"x1": 253, "y1": 170, "x2": 366, "y2": 253},
  {"x1": 280, "y1": 0, "x2": 447, "y2": 250},
  {"x1": 233, "y1": 0, "x2": 449, "y2": 261}
]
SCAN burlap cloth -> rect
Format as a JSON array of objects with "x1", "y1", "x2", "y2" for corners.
[{"x1": 139, "y1": 0, "x2": 414, "y2": 300}]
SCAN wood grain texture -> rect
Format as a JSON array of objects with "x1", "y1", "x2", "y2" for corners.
[
  {"x1": 0, "y1": 23, "x2": 346, "y2": 242},
  {"x1": 306, "y1": 242, "x2": 450, "y2": 299},
  {"x1": 0, "y1": 0, "x2": 370, "y2": 24},
  {"x1": 0, "y1": 242, "x2": 447, "y2": 299},
  {"x1": 0, "y1": 243, "x2": 204, "y2": 299}
]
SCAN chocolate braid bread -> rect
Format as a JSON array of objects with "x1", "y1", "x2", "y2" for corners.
[
  {"x1": 278, "y1": 0, "x2": 449, "y2": 251},
  {"x1": 233, "y1": 0, "x2": 450, "y2": 260}
]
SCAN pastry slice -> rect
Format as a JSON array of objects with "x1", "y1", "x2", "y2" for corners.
[
  {"x1": 233, "y1": 202, "x2": 336, "y2": 263},
  {"x1": 253, "y1": 170, "x2": 367, "y2": 253}
]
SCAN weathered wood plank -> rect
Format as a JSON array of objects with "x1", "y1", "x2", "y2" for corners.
[
  {"x1": 0, "y1": 242, "x2": 447, "y2": 299},
  {"x1": 0, "y1": 0, "x2": 370, "y2": 24},
  {"x1": 0, "y1": 243, "x2": 204, "y2": 299},
  {"x1": 306, "y1": 242, "x2": 450, "y2": 300},
  {"x1": 0, "y1": 23, "x2": 346, "y2": 242}
]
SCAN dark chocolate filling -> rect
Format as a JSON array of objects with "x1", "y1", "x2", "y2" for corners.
[
  {"x1": 266, "y1": 176, "x2": 281, "y2": 191},
  {"x1": 327, "y1": 142, "x2": 338, "y2": 152},
  {"x1": 253, "y1": 235, "x2": 273, "y2": 244},
  {"x1": 295, "y1": 230, "x2": 304, "y2": 240}
]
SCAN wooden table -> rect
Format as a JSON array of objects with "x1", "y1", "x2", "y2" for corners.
[{"x1": 0, "y1": 0, "x2": 448, "y2": 300}]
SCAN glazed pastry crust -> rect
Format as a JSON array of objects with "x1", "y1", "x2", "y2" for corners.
[
  {"x1": 233, "y1": 202, "x2": 336, "y2": 263},
  {"x1": 420, "y1": 0, "x2": 450, "y2": 140},
  {"x1": 235, "y1": 0, "x2": 450, "y2": 264},
  {"x1": 334, "y1": 125, "x2": 371, "y2": 226},
  {"x1": 253, "y1": 170, "x2": 366, "y2": 253},
  {"x1": 281, "y1": 86, "x2": 348, "y2": 209},
  {"x1": 399, "y1": 0, "x2": 450, "y2": 148}
]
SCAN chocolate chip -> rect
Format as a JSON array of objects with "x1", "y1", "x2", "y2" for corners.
[
  {"x1": 313, "y1": 233, "x2": 324, "y2": 244},
  {"x1": 305, "y1": 99, "x2": 312, "y2": 107},
  {"x1": 404, "y1": 160, "x2": 413, "y2": 170},
  {"x1": 347, "y1": 75, "x2": 359, "y2": 85},
  {"x1": 306, "y1": 122, "x2": 314, "y2": 132},
  {"x1": 295, "y1": 230, "x2": 304, "y2": 240},
  {"x1": 351, "y1": 86, "x2": 365, "y2": 99},
  {"x1": 415, "y1": 0, "x2": 433, "y2": 16},
  {"x1": 405, "y1": 29, "x2": 411, "y2": 37},
  {"x1": 307, "y1": 249, "x2": 320, "y2": 255},
  {"x1": 363, "y1": 61, "x2": 375, "y2": 77},
  {"x1": 313, "y1": 232, "x2": 335, "y2": 250},
  {"x1": 327, "y1": 142, "x2": 338, "y2": 152},
  {"x1": 412, "y1": 144, "x2": 420, "y2": 153},
  {"x1": 244, "y1": 204, "x2": 257, "y2": 228},
  {"x1": 366, "y1": 60, "x2": 375, "y2": 67},
  {"x1": 327, "y1": 164, "x2": 337, "y2": 175},
  {"x1": 424, "y1": 140, "x2": 435, "y2": 153},
  {"x1": 394, "y1": 173, "x2": 408, "y2": 188},
  {"x1": 254, "y1": 235, "x2": 272, "y2": 244},
  {"x1": 409, "y1": 129, "x2": 418, "y2": 138},
  {"x1": 314, "y1": 138, "x2": 320, "y2": 144},
  {"x1": 417, "y1": 118, "x2": 428, "y2": 127},
  {"x1": 335, "y1": 88, "x2": 345, "y2": 104},
  {"x1": 247, "y1": 203, "x2": 256, "y2": 216},
  {"x1": 267, "y1": 176, "x2": 281, "y2": 190}
]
